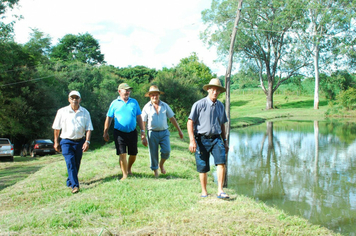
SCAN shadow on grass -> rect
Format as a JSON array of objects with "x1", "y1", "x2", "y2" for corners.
[
  {"x1": 281, "y1": 100, "x2": 328, "y2": 109},
  {"x1": 0, "y1": 165, "x2": 43, "y2": 191},
  {"x1": 0, "y1": 155, "x2": 61, "y2": 191},
  {"x1": 81, "y1": 171, "x2": 191, "y2": 190},
  {"x1": 230, "y1": 117, "x2": 266, "y2": 128},
  {"x1": 231, "y1": 100, "x2": 249, "y2": 107}
]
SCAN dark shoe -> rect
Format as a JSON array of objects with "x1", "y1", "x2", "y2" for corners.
[{"x1": 71, "y1": 187, "x2": 79, "y2": 194}]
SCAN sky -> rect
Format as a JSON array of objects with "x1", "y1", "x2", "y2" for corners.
[{"x1": 5, "y1": 0, "x2": 227, "y2": 76}]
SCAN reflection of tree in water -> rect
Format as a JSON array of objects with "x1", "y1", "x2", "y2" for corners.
[
  {"x1": 258, "y1": 122, "x2": 285, "y2": 199},
  {"x1": 228, "y1": 121, "x2": 356, "y2": 235}
]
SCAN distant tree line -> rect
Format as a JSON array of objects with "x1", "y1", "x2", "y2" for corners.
[{"x1": 2, "y1": 0, "x2": 356, "y2": 154}]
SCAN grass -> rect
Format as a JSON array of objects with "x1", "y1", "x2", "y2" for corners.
[{"x1": 0, "y1": 90, "x2": 341, "y2": 235}]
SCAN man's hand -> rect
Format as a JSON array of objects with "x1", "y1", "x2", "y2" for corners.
[
  {"x1": 82, "y1": 142, "x2": 89, "y2": 152},
  {"x1": 141, "y1": 137, "x2": 148, "y2": 147},
  {"x1": 103, "y1": 132, "x2": 110, "y2": 142},
  {"x1": 189, "y1": 139, "x2": 196, "y2": 153},
  {"x1": 54, "y1": 142, "x2": 61, "y2": 152}
]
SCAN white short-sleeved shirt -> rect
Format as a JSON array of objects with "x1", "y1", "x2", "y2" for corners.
[
  {"x1": 52, "y1": 105, "x2": 93, "y2": 139},
  {"x1": 141, "y1": 100, "x2": 174, "y2": 131}
]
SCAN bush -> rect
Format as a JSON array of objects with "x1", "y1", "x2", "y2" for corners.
[{"x1": 336, "y1": 87, "x2": 356, "y2": 110}]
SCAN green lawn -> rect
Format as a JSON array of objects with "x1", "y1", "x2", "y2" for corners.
[{"x1": 0, "y1": 90, "x2": 341, "y2": 235}]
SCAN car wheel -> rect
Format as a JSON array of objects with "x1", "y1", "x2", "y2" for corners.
[{"x1": 31, "y1": 151, "x2": 35, "y2": 158}]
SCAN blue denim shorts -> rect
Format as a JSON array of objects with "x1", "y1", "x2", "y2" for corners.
[{"x1": 195, "y1": 135, "x2": 226, "y2": 173}]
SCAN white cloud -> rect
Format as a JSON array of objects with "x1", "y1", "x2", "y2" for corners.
[{"x1": 5, "y1": 0, "x2": 227, "y2": 75}]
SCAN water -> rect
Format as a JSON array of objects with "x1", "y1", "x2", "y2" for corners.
[{"x1": 227, "y1": 120, "x2": 356, "y2": 235}]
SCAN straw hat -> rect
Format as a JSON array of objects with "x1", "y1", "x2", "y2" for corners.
[
  {"x1": 202, "y1": 78, "x2": 226, "y2": 93},
  {"x1": 145, "y1": 85, "x2": 165, "y2": 97}
]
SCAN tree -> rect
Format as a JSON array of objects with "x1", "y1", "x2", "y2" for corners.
[
  {"x1": 175, "y1": 52, "x2": 215, "y2": 91},
  {"x1": 23, "y1": 28, "x2": 52, "y2": 64},
  {"x1": 0, "y1": 0, "x2": 20, "y2": 43},
  {"x1": 50, "y1": 33, "x2": 105, "y2": 65},
  {"x1": 0, "y1": 0, "x2": 20, "y2": 16},
  {"x1": 116, "y1": 65, "x2": 157, "y2": 84},
  {"x1": 201, "y1": 0, "x2": 308, "y2": 109},
  {"x1": 294, "y1": 0, "x2": 356, "y2": 109},
  {"x1": 0, "y1": 41, "x2": 58, "y2": 151}
]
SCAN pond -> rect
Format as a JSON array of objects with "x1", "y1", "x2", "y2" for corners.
[{"x1": 226, "y1": 120, "x2": 356, "y2": 235}]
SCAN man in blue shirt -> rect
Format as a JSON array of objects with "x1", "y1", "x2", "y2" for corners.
[
  {"x1": 103, "y1": 83, "x2": 147, "y2": 180},
  {"x1": 187, "y1": 78, "x2": 230, "y2": 199}
]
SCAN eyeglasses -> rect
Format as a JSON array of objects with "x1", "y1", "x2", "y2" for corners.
[{"x1": 70, "y1": 96, "x2": 80, "y2": 100}]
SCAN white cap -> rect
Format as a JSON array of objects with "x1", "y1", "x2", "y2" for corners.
[{"x1": 68, "y1": 91, "x2": 81, "y2": 98}]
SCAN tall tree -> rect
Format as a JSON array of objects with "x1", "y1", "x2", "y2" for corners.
[
  {"x1": 23, "y1": 28, "x2": 52, "y2": 64},
  {"x1": 50, "y1": 33, "x2": 105, "y2": 65},
  {"x1": 175, "y1": 52, "x2": 214, "y2": 91},
  {"x1": 294, "y1": 0, "x2": 356, "y2": 109},
  {"x1": 201, "y1": 0, "x2": 308, "y2": 109}
]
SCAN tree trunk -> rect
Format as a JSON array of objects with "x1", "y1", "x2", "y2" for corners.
[
  {"x1": 314, "y1": 46, "x2": 320, "y2": 109},
  {"x1": 224, "y1": 0, "x2": 243, "y2": 187},
  {"x1": 266, "y1": 82, "x2": 274, "y2": 109}
]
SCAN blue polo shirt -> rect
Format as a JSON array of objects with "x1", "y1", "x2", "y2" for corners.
[{"x1": 107, "y1": 97, "x2": 142, "y2": 133}]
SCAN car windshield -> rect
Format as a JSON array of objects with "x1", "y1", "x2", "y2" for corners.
[{"x1": 36, "y1": 139, "x2": 53, "y2": 144}]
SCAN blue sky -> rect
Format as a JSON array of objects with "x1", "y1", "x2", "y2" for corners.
[{"x1": 6, "y1": 0, "x2": 227, "y2": 75}]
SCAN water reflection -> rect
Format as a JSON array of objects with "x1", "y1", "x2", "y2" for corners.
[{"x1": 228, "y1": 120, "x2": 356, "y2": 235}]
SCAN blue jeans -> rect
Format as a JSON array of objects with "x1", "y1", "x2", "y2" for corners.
[
  {"x1": 195, "y1": 136, "x2": 226, "y2": 173},
  {"x1": 60, "y1": 139, "x2": 85, "y2": 188},
  {"x1": 147, "y1": 129, "x2": 170, "y2": 170}
]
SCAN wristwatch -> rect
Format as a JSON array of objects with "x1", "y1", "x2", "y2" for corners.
[{"x1": 86, "y1": 140, "x2": 90, "y2": 144}]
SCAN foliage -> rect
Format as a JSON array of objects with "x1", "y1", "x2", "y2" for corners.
[
  {"x1": 335, "y1": 87, "x2": 356, "y2": 110},
  {"x1": 50, "y1": 33, "x2": 105, "y2": 65},
  {"x1": 320, "y1": 71, "x2": 354, "y2": 100},
  {"x1": 175, "y1": 52, "x2": 215, "y2": 89},
  {"x1": 201, "y1": 0, "x2": 308, "y2": 109},
  {"x1": 231, "y1": 67, "x2": 260, "y2": 89},
  {"x1": 23, "y1": 28, "x2": 52, "y2": 65},
  {"x1": 0, "y1": 0, "x2": 20, "y2": 16},
  {"x1": 149, "y1": 69, "x2": 203, "y2": 129},
  {"x1": 116, "y1": 65, "x2": 157, "y2": 84},
  {"x1": 0, "y1": 42, "x2": 57, "y2": 147}
]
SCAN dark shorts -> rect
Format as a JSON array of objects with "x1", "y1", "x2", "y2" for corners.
[
  {"x1": 113, "y1": 129, "x2": 138, "y2": 156},
  {"x1": 195, "y1": 135, "x2": 226, "y2": 173}
]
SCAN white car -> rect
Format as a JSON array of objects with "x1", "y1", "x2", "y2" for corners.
[{"x1": 0, "y1": 138, "x2": 14, "y2": 162}]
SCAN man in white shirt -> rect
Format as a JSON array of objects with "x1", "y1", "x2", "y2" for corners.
[{"x1": 52, "y1": 91, "x2": 93, "y2": 194}]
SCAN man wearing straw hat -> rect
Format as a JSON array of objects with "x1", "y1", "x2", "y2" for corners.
[
  {"x1": 142, "y1": 85, "x2": 184, "y2": 178},
  {"x1": 187, "y1": 78, "x2": 229, "y2": 199}
]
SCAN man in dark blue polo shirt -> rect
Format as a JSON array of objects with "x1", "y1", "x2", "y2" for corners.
[{"x1": 187, "y1": 78, "x2": 229, "y2": 199}]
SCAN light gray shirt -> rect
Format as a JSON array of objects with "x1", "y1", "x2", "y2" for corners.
[
  {"x1": 188, "y1": 96, "x2": 228, "y2": 136},
  {"x1": 141, "y1": 101, "x2": 174, "y2": 131}
]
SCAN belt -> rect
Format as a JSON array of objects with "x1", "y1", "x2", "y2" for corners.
[
  {"x1": 68, "y1": 138, "x2": 84, "y2": 142},
  {"x1": 197, "y1": 134, "x2": 220, "y2": 139}
]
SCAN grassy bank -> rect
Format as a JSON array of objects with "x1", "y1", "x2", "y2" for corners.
[{"x1": 0, "y1": 91, "x2": 340, "y2": 235}]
